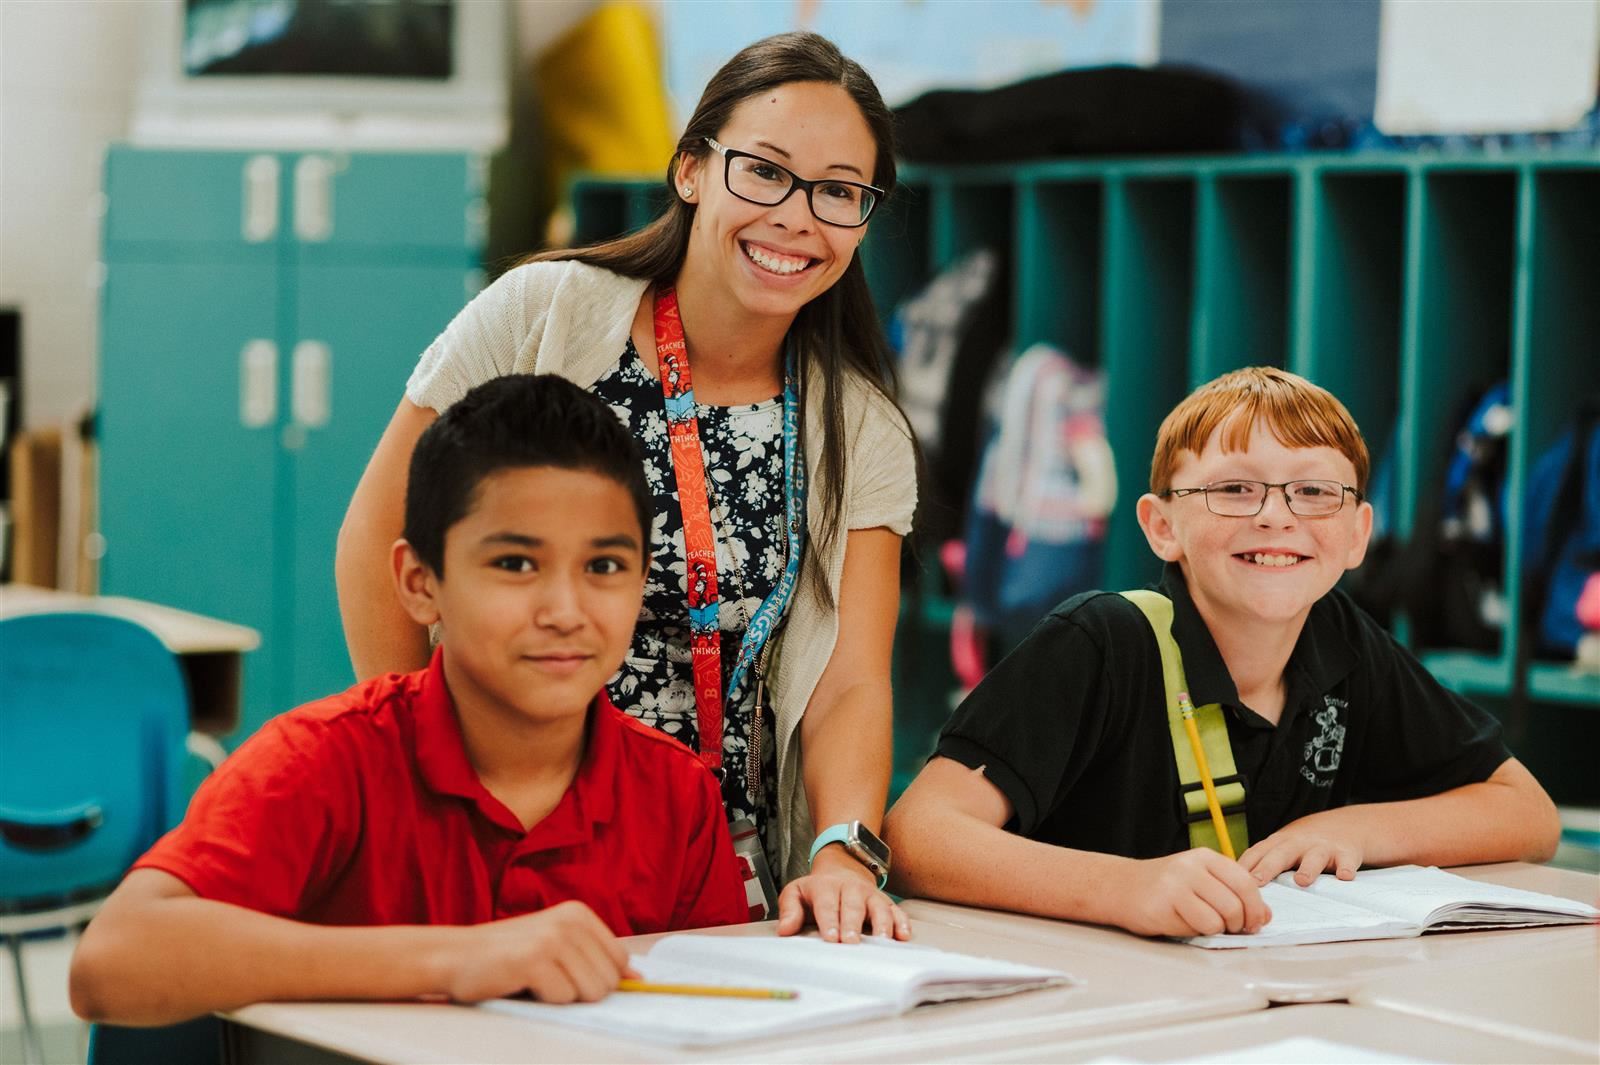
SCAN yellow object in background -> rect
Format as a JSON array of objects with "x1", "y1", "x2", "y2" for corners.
[{"x1": 536, "y1": 2, "x2": 675, "y2": 244}]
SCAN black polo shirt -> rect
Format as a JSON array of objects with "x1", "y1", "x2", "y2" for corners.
[{"x1": 936, "y1": 564, "x2": 1511, "y2": 858}]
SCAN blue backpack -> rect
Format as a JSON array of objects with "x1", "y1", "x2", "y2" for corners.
[
  {"x1": 1342, "y1": 381, "x2": 1512, "y2": 651},
  {"x1": 1523, "y1": 399, "x2": 1600, "y2": 657}
]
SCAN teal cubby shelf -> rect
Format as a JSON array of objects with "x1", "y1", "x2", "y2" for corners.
[{"x1": 572, "y1": 150, "x2": 1600, "y2": 798}]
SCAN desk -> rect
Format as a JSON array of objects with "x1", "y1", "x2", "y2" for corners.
[
  {"x1": 0, "y1": 584, "x2": 260, "y2": 735},
  {"x1": 959, "y1": 1002, "x2": 1595, "y2": 1064},
  {"x1": 1354, "y1": 935, "x2": 1599, "y2": 1058},
  {"x1": 903, "y1": 862, "x2": 1599, "y2": 1006},
  {"x1": 221, "y1": 917, "x2": 1267, "y2": 1064}
]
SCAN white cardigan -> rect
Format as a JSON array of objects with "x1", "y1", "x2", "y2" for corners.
[{"x1": 406, "y1": 260, "x2": 918, "y2": 880}]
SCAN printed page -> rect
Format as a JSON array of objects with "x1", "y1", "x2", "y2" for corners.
[
  {"x1": 479, "y1": 952, "x2": 887, "y2": 1048},
  {"x1": 1183, "y1": 882, "x2": 1418, "y2": 948},
  {"x1": 1300, "y1": 866, "x2": 1600, "y2": 927},
  {"x1": 649, "y1": 934, "x2": 1070, "y2": 1011}
]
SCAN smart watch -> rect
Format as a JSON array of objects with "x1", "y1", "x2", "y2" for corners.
[{"x1": 807, "y1": 820, "x2": 891, "y2": 889}]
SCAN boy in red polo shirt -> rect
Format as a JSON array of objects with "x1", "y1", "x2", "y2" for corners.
[{"x1": 71, "y1": 375, "x2": 749, "y2": 1026}]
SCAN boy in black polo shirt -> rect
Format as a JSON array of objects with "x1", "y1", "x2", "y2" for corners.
[{"x1": 884, "y1": 367, "x2": 1560, "y2": 939}]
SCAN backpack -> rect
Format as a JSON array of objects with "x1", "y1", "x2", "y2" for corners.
[
  {"x1": 960, "y1": 345, "x2": 1115, "y2": 653},
  {"x1": 893, "y1": 64, "x2": 1248, "y2": 163},
  {"x1": 1523, "y1": 399, "x2": 1600, "y2": 658},
  {"x1": 1345, "y1": 380, "x2": 1516, "y2": 651},
  {"x1": 892, "y1": 248, "x2": 1011, "y2": 544}
]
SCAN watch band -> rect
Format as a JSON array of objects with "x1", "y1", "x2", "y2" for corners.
[{"x1": 807, "y1": 823, "x2": 888, "y2": 889}]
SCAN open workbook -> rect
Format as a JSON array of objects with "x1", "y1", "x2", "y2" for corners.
[
  {"x1": 1185, "y1": 864, "x2": 1600, "y2": 948},
  {"x1": 480, "y1": 934, "x2": 1071, "y2": 1047}
]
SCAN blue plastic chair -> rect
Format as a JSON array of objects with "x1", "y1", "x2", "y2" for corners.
[{"x1": 0, "y1": 611, "x2": 192, "y2": 1064}]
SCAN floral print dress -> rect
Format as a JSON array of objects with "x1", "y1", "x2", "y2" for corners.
[{"x1": 590, "y1": 339, "x2": 785, "y2": 845}]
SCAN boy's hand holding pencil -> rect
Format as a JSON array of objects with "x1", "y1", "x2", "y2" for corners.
[{"x1": 445, "y1": 900, "x2": 638, "y2": 1005}]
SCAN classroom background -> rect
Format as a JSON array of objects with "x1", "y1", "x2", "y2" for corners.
[{"x1": 1, "y1": 0, "x2": 1597, "y2": 1060}]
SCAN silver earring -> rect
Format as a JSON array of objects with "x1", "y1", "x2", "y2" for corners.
[{"x1": 682, "y1": 186, "x2": 693, "y2": 196}]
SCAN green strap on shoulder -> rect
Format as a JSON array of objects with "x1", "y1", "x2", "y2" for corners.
[{"x1": 1119, "y1": 590, "x2": 1249, "y2": 857}]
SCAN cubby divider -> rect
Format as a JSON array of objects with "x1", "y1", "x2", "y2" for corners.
[
  {"x1": 1102, "y1": 176, "x2": 1195, "y2": 589},
  {"x1": 1190, "y1": 172, "x2": 1293, "y2": 384},
  {"x1": 1296, "y1": 168, "x2": 1407, "y2": 466},
  {"x1": 1015, "y1": 178, "x2": 1102, "y2": 357}
]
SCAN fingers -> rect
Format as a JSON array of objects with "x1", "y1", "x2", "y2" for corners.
[
  {"x1": 1294, "y1": 846, "x2": 1335, "y2": 886},
  {"x1": 1192, "y1": 867, "x2": 1247, "y2": 934},
  {"x1": 588, "y1": 911, "x2": 631, "y2": 974},
  {"x1": 864, "y1": 892, "x2": 897, "y2": 938},
  {"x1": 780, "y1": 874, "x2": 912, "y2": 944},
  {"x1": 556, "y1": 943, "x2": 615, "y2": 1003},
  {"x1": 1152, "y1": 851, "x2": 1269, "y2": 937},
  {"x1": 1206, "y1": 857, "x2": 1270, "y2": 932},
  {"x1": 810, "y1": 879, "x2": 843, "y2": 943},
  {"x1": 527, "y1": 962, "x2": 580, "y2": 1005},
  {"x1": 892, "y1": 902, "x2": 912, "y2": 941},
  {"x1": 837, "y1": 883, "x2": 869, "y2": 943},
  {"x1": 775, "y1": 882, "x2": 806, "y2": 937},
  {"x1": 524, "y1": 902, "x2": 626, "y2": 1003},
  {"x1": 1173, "y1": 892, "x2": 1227, "y2": 937},
  {"x1": 1334, "y1": 848, "x2": 1359, "y2": 880},
  {"x1": 1244, "y1": 840, "x2": 1297, "y2": 885}
]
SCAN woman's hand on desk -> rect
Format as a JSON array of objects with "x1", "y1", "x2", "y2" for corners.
[
  {"x1": 1112, "y1": 849, "x2": 1272, "y2": 938},
  {"x1": 776, "y1": 847, "x2": 911, "y2": 943},
  {"x1": 440, "y1": 900, "x2": 637, "y2": 1004}
]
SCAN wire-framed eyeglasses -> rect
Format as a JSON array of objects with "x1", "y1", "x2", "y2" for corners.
[
  {"x1": 1161, "y1": 479, "x2": 1364, "y2": 517},
  {"x1": 703, "y1": 137, "x2": 881, "y2": 228}
]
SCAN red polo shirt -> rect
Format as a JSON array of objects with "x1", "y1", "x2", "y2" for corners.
[{"x1": 134, "y1": 649, "x2": 748, "y2": 935}]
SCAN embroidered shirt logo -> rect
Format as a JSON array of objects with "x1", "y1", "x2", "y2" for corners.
[{"x1": 1300, "y1": 695, "x2": 1347, "y2": 786}]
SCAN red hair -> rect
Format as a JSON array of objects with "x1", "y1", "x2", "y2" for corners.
[{"x1": 1150, "y1": 367, "x2": 1370, "y2": 493}]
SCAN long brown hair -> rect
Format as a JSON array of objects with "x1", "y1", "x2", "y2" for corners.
[{"x1": 529, "y1": 31, "x2": 905, "y2": 602}]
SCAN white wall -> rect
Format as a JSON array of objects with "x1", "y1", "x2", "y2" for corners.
[
  {"x1": 0, "y1": 0, "x2": 602, "y2": 433},
  {"x1": 0, "y1": 0, "x2": 153, "y2": 429}
]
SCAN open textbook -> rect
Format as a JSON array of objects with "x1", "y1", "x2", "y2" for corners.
[
  {"x1": 1186, "y1": 864, "x2": 1600, "y2": 948},
  {"x1": 481, "y1": 933, "x2": 1071, "y2": 1047}
]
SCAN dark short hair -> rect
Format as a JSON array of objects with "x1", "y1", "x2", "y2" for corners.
[{"x1": 404, "y1": 374, "x2": 651, "y2": 576}]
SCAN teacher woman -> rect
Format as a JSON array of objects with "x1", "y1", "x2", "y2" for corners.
[{"x1": 335, "y1": 32, "x2": 916, "y2": 943}]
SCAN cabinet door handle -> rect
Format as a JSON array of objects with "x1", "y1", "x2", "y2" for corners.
[
  {"x1": 294, "y1": 155, "x2": 335, "y2": 242},
  {"x1": 240, "y1": 339, "x2": 277, "y2": 428},
  {"x1": 291, "y1": 340, "x2": 332, "y2": 428},
  {"x1": 242, "y1": 155, "x2": 279, "y2": 242}
]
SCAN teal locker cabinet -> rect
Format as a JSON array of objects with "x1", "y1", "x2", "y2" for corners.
[
  {"x1": 100, "y1": 147, "x2": 484, "y2": 739},
  {"x1": 574, "y1": 152, "x2": 1600, "y2": 800}
]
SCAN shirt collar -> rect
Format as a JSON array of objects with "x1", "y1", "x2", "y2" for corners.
[
  {"x1": 1157, "y1": 563, "x2": 1242, "y2": 711},
  {"x1": 1157, "y1": 563, "x2": 1359, "y2": 722},
  {"x1": 411, "y1": 647, "x2": 620, "y2": 841}
]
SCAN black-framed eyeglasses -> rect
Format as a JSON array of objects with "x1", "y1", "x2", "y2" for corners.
[
  {"x1": 1161, "y1": 479, "x2": 1364, "y2": 517},
  {"x1": 703, "y1": 137, "x2": 881, "y2": 228}
]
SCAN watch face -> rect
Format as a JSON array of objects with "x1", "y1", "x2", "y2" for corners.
[{"x1": 850, "y1": 821, "x2": 891, "y2": 870}]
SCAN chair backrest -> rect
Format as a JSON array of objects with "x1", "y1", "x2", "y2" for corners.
[
  {"x1": 89, "y1": 1015, "x2": 222, "y2": 1065},
  {"x1": 0, "y1": 612, "x2": 190, "y2": 906}
]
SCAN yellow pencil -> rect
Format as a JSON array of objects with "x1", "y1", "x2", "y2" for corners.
[
  {"x1": 1178, "y1": 691, "x2": 1237, "y2": 860},
  {"x1": 617, "y1": 979, "x2": 799, "y2": 1000}
]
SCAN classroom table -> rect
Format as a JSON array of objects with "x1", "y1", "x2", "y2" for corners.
[
  {"x1": 0, "y1": 583, "x2": 259, "y2": 735},
  {"x1": 946, "y1": 1002, "x2": 1596, "y2": 1064},
  {"x1": 1352, "y1": 935, "x2": 1599, "y2": 1059},
  {"x1": 220, "y1": 912, "x2": 1269, "y2": 1064},
  {"x1": 902, "y1": 862, "x2": 1599, "y2": 1007}
]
